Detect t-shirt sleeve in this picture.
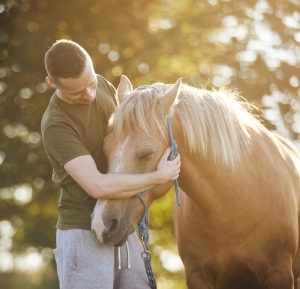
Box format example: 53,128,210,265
43,124,90,167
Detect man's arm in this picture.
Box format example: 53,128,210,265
64,148,180,199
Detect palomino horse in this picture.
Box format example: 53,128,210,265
92,75,300,289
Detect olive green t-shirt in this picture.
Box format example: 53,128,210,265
41,75,117,230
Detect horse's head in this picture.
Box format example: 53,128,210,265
92,75,182,246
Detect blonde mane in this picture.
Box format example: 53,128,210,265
110,83,263,167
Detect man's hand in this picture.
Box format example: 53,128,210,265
156,148,181,183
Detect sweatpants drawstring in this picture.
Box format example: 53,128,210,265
117,241,131,270
126,241,131,269
117,246,121,270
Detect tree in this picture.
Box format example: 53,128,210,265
1,0,299,288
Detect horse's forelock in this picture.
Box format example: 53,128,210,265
111,84,170,143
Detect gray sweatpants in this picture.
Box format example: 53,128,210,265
53,229,151,289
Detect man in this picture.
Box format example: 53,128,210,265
41,39,180,289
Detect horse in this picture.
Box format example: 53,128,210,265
91,75,300,289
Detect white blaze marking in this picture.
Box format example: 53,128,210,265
113,137,129,172
91,200,108,243
91,138,129,242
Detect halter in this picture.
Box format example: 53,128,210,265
136,116,180,289
167,116,181,206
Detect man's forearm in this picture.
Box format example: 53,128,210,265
92,170,163,199
64,154,179,200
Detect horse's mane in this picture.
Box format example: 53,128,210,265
110,83,263,167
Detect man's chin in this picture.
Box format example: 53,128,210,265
77,97,95,104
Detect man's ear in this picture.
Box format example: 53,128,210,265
46,76,56,89
160,78,182,114
116,75,133,104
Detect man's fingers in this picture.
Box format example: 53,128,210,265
174,156,181,166
163,147,171,159
162,148,180,161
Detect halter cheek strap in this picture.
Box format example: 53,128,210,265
136,116,180,289
167,116,181,206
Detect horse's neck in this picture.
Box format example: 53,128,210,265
173,115,238,208
177,131,250,211
176,129,300,218
178,152,223,206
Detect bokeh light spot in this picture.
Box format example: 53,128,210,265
14,184,33,205
33,177,45,190
35,82,48,93
112,66,123,77
27,22,39,32
3,123,28,139
98,42,110,54
0,82,7,94
0,151,6,166
108,50,119,62
11,64,22,73
138,63,150,74
0,252,13,272
0,50,8,60
15,249,44,272
27,132,41,144
0,68,8,78
160,250,184,272
19,88,33,99
289,76,299,87
0,220,15,238
57,21,68,31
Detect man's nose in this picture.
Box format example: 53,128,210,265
85,87,96,98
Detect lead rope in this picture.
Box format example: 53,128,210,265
136,116,180,289
137,192,157,289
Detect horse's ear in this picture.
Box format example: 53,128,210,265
116,75,133,104
161,78,182,113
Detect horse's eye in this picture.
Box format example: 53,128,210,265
138,151,154,160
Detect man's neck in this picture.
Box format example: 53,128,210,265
56,89,74,104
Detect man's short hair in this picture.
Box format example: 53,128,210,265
44,39,91,81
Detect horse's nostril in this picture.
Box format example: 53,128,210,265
106,219,118,232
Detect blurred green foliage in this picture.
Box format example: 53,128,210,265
1,0,300,288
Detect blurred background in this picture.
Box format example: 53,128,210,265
1,0,300,288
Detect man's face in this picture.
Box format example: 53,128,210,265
54,59,98,105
